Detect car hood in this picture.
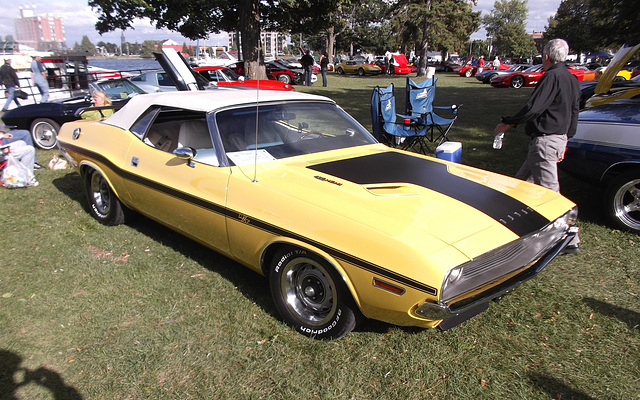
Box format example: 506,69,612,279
154,48,209,91
245,148,572,261
578,98,640,124
594,43,640,94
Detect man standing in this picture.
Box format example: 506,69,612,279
31,55,49,103
0,59,21,111
300,50,314,87
478,55,485,73
493,38,581,254
320,52,329,87
492,56,500,70
493,38,580,193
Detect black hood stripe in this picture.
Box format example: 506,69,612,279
308,152,550,237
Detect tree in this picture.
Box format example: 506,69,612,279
140,40,161,58
90,0,340,79
546,0,639,51
482,0,535,58
79,35,97,55
391,0,480,76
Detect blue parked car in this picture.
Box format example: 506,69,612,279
561,98,640,233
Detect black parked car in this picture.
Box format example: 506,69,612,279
1,78,145,149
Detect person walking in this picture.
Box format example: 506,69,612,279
320,52,329,87
1,59,21,111
31,55,49,103
493,38,581,252
493,38,580,193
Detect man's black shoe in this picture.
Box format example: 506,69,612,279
34,162,44,170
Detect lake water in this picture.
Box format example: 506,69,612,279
88,58,161,71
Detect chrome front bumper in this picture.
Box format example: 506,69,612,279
415,226,579,322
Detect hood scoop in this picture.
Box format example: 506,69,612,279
365,184,420,196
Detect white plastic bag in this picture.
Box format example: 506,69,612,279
1,153,31,188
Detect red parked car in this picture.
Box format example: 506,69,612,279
458,62,510,78
228,61,313,85
374,53,412,75
194,66,294,91
490,64,587,88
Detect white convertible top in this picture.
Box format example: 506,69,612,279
105,89,334,130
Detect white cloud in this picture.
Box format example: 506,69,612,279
472,0,561,39
0,0,225,47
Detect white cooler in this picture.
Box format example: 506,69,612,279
434,141,462,163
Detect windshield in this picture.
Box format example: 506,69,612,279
218,68,240,81
215,102,376,165
99,79,146,99
524,65,542,72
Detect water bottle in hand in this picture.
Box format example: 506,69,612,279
493,132,504,149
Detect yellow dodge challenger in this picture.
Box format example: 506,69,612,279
57,90,579,339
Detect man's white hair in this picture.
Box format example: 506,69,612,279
543,39,569,63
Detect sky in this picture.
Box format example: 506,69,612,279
0,0,562,49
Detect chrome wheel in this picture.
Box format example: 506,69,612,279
90,172,111,216
511,76,524,89
31,118,60,150
279,256,336,326
84,169,125,225
607,175,640,232
277,74,291,84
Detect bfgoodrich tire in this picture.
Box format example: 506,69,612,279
269,248,360,339
604,171,640,233
84,168,126,226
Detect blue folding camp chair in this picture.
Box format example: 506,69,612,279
404,77,460,148
371,83,430,153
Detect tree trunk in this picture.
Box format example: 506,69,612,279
239,0,267,79
327,26,336,62
417,15,430,77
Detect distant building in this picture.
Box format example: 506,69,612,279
14,7,65,51
529,31,544,55
228,31,287,59
161,39,198,56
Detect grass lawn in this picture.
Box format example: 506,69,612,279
1,72,638,399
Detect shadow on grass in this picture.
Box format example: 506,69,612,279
51,173,275,318
583,297,640,331
0,350,83,400
527,372,596,400
50,172,454,337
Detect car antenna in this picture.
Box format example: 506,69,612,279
252,59,260,183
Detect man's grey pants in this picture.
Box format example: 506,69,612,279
516,134,567,193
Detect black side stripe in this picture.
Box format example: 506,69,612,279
308,152,550,237
61,142,438,295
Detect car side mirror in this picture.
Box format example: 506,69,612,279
173,147,197,168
